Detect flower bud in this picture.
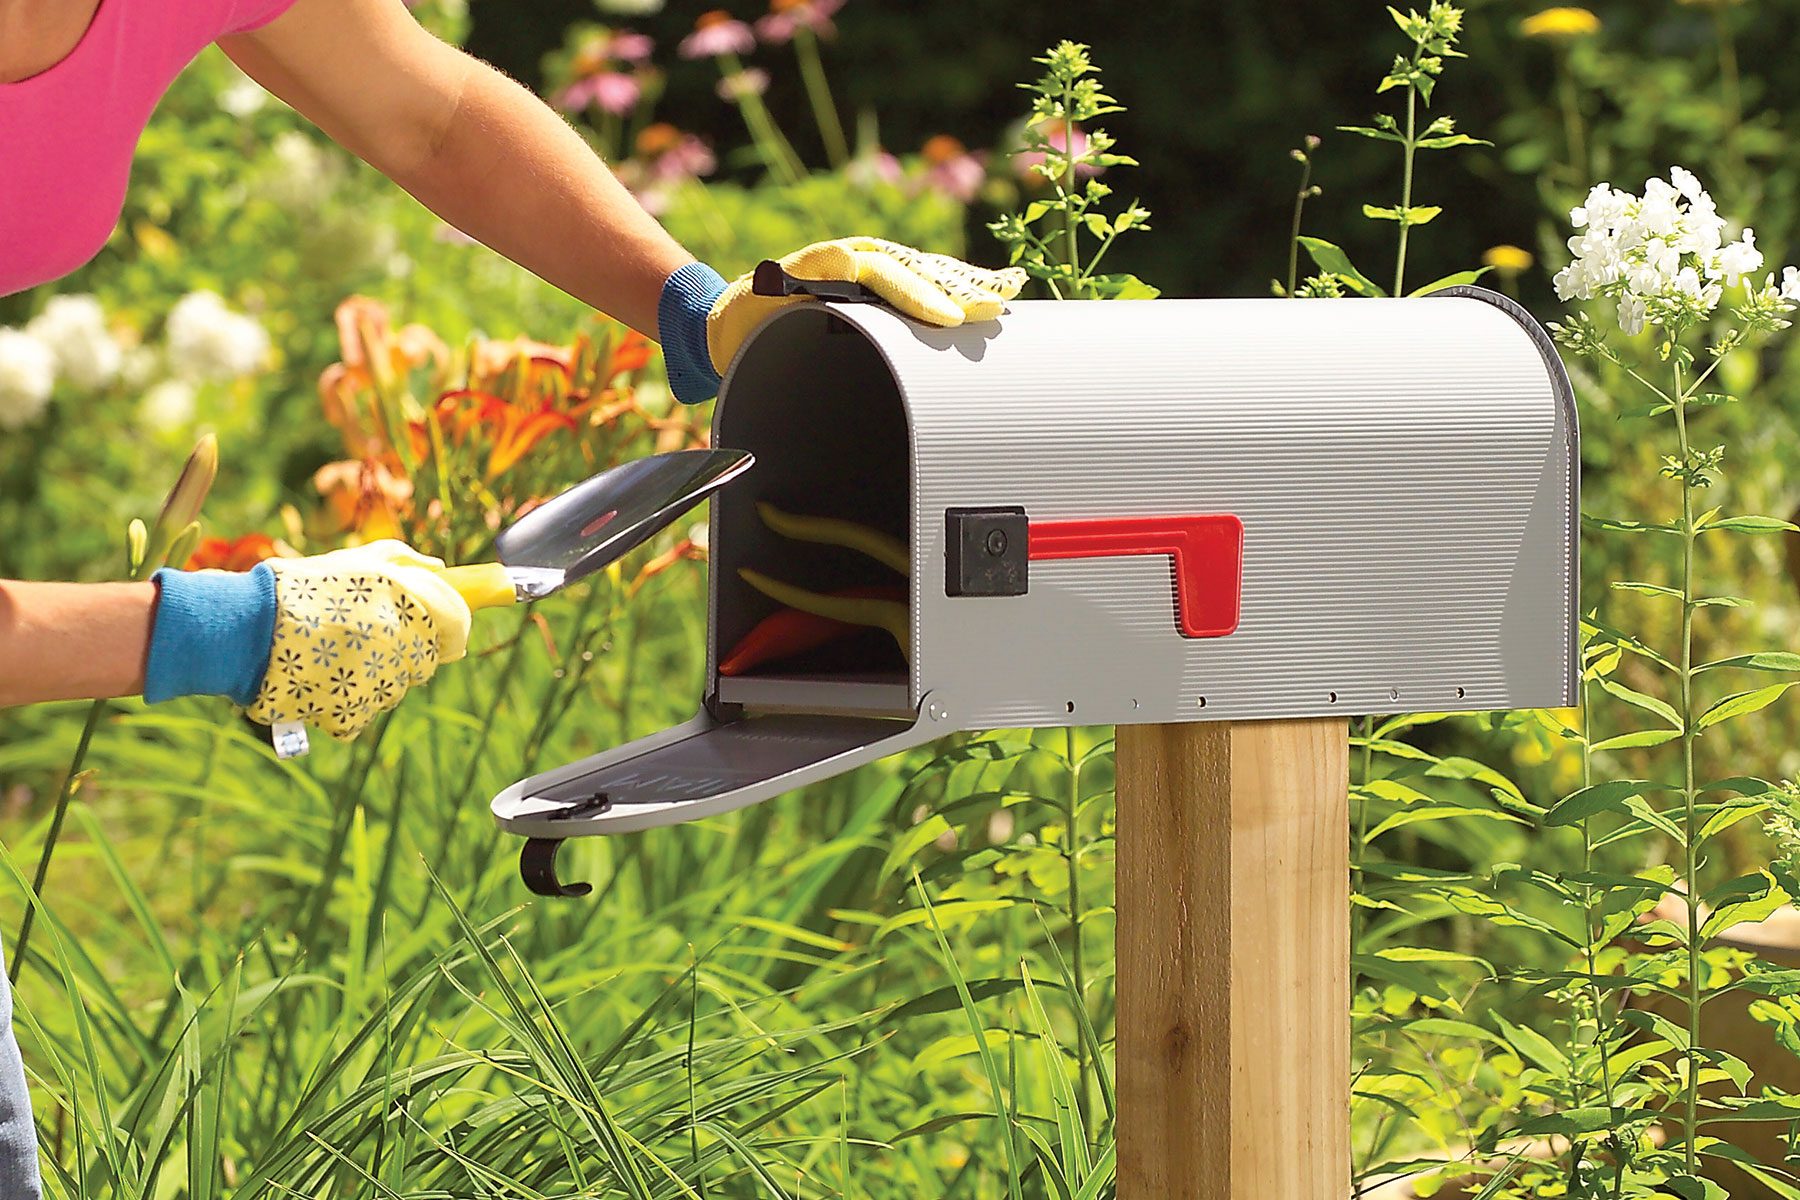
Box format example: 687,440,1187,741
145,433,219,569
126,518,148,578
165,522,203,574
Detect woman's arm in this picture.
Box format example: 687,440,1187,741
0,581,155,707
221,0,694,338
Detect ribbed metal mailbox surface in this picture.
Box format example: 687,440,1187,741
493,289,1576,838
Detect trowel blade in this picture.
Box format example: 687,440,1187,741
495,448,753,588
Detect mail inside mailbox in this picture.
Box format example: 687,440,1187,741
711,307,913,695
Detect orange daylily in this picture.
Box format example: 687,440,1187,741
314,458,413,541
431,390,580,480
321,296,449,460
185,532,282,572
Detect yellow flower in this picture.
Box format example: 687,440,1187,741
1520,7,1601,38
1482,244,1536,278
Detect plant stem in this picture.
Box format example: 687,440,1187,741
11,699,106,982
1063,724,1090,1141
1576,633,1620,1183
1555,51,1589,185
1061,79,1080,293
1673,357,1700,1175
718,53,805,186
793,28,849,169
1287,152,1316,297
1352,715,1374,952
1394,83,1418,298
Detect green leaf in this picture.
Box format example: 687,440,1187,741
1610,580,1683,599
1701,515,1800,534
1702,872,1788,939
1088,273,1160,300
1696,683,1797,731
1591,729,1682,751
1700,801,1771,841
1372,946,1494,975
1512,1106,1638,1138
1598,677,1682,729
1699,776,1780,796
1584,515,1682,536
1407,267,1490,296
1365,804,1526,840
1415,132,1492,149
1297,236,1386,297
1544,780,1663,827
1336,123,1408,144
1396,1017,1508,1047
1697,653,1800,673
1619,1005,1694,1049
1362,204,1404,221
1493,1013,1568,1073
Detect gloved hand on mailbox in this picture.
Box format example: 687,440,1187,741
144,539,473,741
656,237,1028,404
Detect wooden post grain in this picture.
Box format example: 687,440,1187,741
1115,718,1350,1199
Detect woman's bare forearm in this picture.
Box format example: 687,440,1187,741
396,57,695,337
0,581,155,707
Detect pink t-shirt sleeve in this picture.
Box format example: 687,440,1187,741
224,0,302,35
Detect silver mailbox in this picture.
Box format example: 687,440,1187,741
494,287,1577,849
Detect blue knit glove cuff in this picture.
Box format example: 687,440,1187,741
144,564,278,707
657,261,728,405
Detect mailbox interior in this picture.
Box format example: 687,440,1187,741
709,305,915,715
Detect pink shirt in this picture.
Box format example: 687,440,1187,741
0,0,298,297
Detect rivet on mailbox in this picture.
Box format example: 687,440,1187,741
493,287,1577,894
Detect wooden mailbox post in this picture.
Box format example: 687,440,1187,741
1118,719,1349,1198
492,291,1577,1198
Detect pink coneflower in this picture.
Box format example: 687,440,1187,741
755,0,844,44
641,125,718,181
680,11,756,58
620,124,718,215
555,70,642,115
1014,121,1099,181
920,134,985,203
847,148,903,189
610,30,655,62
716,67,770,100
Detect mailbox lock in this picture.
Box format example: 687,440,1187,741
945,506,1030,598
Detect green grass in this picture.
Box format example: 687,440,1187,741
0,559,1119,1197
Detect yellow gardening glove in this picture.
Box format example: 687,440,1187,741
706,237,1028,374
245,540,473,741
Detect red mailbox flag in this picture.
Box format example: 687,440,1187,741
1028,514,1244,639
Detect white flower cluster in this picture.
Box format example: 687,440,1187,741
1554,166,1800,335
27,294,121,391
0,292,126,431
165,291,270,382
0,329,57,433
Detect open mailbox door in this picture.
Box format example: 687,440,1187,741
491,708,938,839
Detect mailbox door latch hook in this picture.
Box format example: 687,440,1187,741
520,838,591,898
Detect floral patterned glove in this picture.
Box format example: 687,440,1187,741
657,238,1028,403
243,541,472,741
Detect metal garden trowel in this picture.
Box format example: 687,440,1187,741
269,447,754,759
436,446,753,610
